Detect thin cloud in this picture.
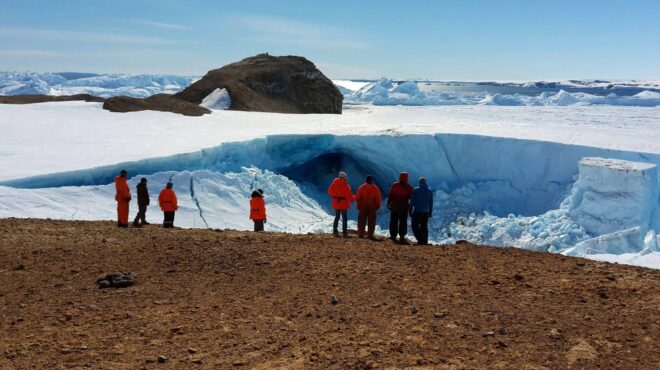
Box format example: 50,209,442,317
132,19,191,31
227,15,366,51
0,27,180,45
0,49,69,57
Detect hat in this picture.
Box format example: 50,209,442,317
166,182,173,189
366,175,373,184
257,188,264,195
338,171,347,179
419,177,426,185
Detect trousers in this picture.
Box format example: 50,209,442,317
389,210,408,239
333,209,348,234
411,212,430,245
133,205,147,225
358,208,377,238
163,211,175,228
117,201,129,226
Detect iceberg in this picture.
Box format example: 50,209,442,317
200,88,231,110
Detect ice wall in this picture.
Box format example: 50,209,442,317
568,158,658,235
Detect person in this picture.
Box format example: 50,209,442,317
327,171,354,237
355,175,381,239
114,170,131,228
409,177,433,245
132,178,150,227
250,189,267,232
387,172,413,244
158,182,178,228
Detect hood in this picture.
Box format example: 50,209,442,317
399,172,409,184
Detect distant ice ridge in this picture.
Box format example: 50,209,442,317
0,71,195,98
342,78,660,107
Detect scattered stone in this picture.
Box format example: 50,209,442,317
576,261,587,267
606,274,616,281
456,240,468,244
549,328,563,340
483,331,495,337
187,347,198,354
433,312,446,319
96,272,135,289
598,290,609,299
232,360,245,366
191,358,203,365
496,340,508,348
157,355,168,363
566,339,597,365
331,295,339,305
489,280,500,285
513,274,524,281
411,306,419,314
14,264,26,271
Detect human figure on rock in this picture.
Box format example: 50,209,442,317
327,171,354,237
158,182,178,228
114,169,131,228
387,172,413,244
355,175,382,240
132,178,150,227
409,177,433,245
250,189,267,232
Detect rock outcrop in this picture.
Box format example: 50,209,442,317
175,54,343,114
102,94,210,116
0,94,105,104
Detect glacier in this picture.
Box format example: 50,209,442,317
0,71,194,98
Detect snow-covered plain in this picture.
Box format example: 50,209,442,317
0,97,659,269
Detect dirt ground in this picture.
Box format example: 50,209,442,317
0,219,658,369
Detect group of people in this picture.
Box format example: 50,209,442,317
113,170,178,228
113,169,434,245
327,171,433,245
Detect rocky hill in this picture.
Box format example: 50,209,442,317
1,219,658,369
175,54,343,114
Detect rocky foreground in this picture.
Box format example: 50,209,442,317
0,219,658,369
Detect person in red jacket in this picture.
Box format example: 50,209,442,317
387,172,413,244
158,182,178,228
114,170,131,228
355,175,381,239
250,189,267,232
327,171,354,237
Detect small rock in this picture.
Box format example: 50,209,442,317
606,274,616,281
496,340,508,348
14,264,26,271
157,355,168,363
433,312,446,319
549,328,563,340
483,331,495,337
513,274,524,281
576,261,586,267
232,360,245,366
456,240,468,244
489,280,500,285
411,306,419,314
191,358,203,365
187,347,198,354
331,295,339,305
598,291,609,299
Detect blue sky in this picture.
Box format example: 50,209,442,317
0,0,658,80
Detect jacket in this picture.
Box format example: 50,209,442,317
114,176,131,203
409,183,433,215
327,178,354,210
136,182,150,207
250,195,267,221
158,188,178,212
355,183,382,210
387,173,413,212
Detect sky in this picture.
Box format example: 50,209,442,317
0,0,659,80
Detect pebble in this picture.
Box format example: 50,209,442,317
157,355,168,363
433,312,446,318
188,347,198,354
191,358,203,364
331,295,339,305
483,331,495,337
411,306,419,314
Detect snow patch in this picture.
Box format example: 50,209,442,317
200,88,231,110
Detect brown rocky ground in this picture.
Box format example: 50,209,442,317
0,219,658,369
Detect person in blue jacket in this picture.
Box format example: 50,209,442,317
409,177,433,245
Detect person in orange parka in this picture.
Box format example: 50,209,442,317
114,169,131,228
327,171,354,237
355,175,382,239
158,182,178,228
249,189,267,232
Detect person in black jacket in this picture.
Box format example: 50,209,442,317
133,178,150,227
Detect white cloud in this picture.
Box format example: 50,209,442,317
227,15,366,51
0,27,180,45
132,19,191,31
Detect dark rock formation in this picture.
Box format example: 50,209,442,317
102,94,210,116
0,94,105,104
175,54,343,114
